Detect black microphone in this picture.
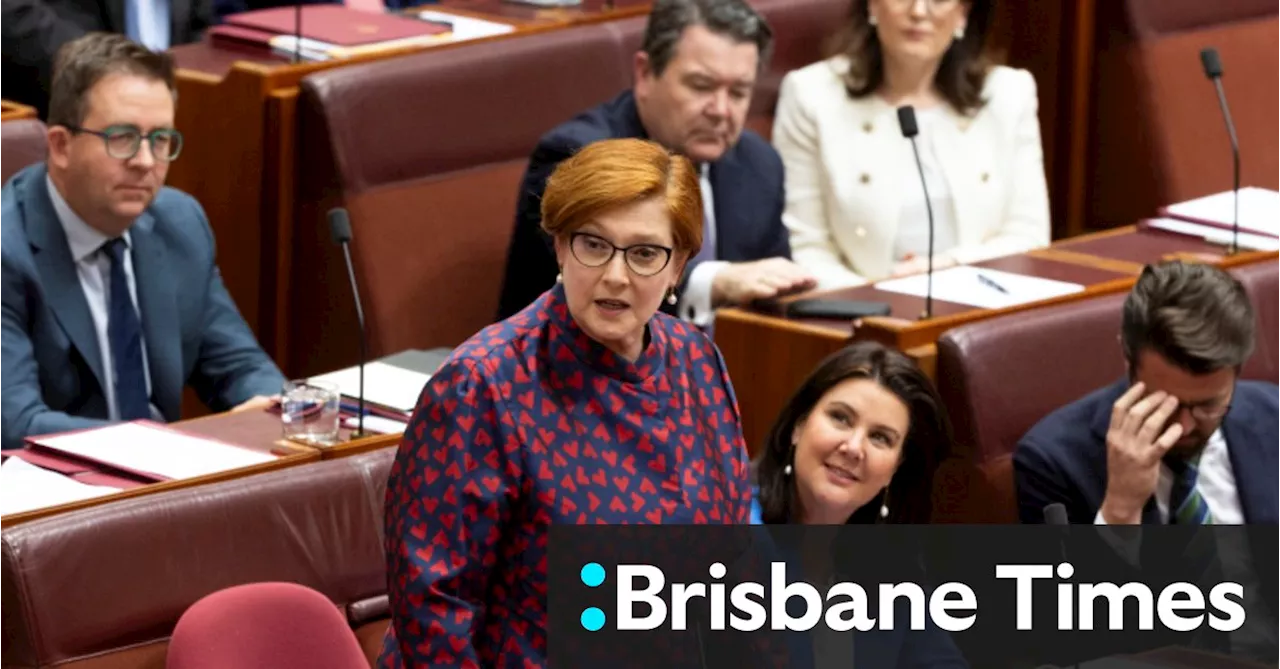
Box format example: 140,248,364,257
328,207,367,438
1200,47,1240,255
1043,503,1079,669
897,105,934,319
1044,502,1069,526
293,1,302,64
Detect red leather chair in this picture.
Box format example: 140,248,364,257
932,293,1128,523
1,119,48,183
166,582,368,669
1232,260,1279,381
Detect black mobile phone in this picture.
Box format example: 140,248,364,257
785,298,892,320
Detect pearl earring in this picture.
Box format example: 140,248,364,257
954,26,965,40
666,290,678,306
556,272,563,284
880,504,889,518
868,14,878,26
783,464,792,476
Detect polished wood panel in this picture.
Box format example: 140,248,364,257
717,227,1279,454
1,100,38,122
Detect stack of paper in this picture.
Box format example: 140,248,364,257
1161,187,1280,237
309,361,431,415
30,422,277,481
0,457,122,515
874,266,1085,310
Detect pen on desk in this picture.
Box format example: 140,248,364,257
977,272,1010,294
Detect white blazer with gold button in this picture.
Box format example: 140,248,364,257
772,57,1051,289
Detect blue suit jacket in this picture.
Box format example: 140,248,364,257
496,89,792,320
748,493,969,669
1014,378,1279,526
1,163,286,449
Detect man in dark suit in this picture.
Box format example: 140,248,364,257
1,33,284,450
1015,261,1278,662
496,0,816,325
2,0,213,119
1015,261,1277,527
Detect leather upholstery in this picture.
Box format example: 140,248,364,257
1,119,48,184
1233,260,1279,381
1090,3,1278,228
285,1,840,378
2,449,394,668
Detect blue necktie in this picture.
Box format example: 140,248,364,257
104,239,151,421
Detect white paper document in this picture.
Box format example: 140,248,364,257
343,414,409,435
418,10,516,41
874,266,1086,310
0,457,122,515
1163,187,1280,237
32,422,277,481
1145,217,1280,251
310,361,430,414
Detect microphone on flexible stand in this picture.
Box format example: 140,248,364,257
292,1,302,64
897,105,934,319
1199,47,1240,255
328,207,367,438
1043,503,1079,669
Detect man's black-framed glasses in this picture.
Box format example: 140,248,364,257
65,124,183,162
569,232,673,277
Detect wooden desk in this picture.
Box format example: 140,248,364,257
0,100,37,122
0,409,400,528
716,227,1278,452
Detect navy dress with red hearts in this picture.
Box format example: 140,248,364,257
378,283,752,668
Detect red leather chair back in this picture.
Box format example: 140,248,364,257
166,582,369,669
1,119,48,183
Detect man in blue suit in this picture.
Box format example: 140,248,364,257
496,0,816,324
2,33,285,450
1015,261,1277,527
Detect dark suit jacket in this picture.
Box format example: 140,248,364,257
1,163,285,449
1014,378,1279,526
1,0,213,118
496,89,792,321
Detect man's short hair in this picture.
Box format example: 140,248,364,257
641,0,773,76
1122,261,1256,375
47,33,176,129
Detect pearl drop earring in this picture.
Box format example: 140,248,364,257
783,464,792,476
868,14,878,26
880,504,889,518
954,26,965,40
666,290,678,305
555,272,563,284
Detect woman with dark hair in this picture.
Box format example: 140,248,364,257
750,341,967,667
773,0,1050,289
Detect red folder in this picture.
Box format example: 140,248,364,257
223,6,449,47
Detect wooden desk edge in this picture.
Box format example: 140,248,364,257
0,450,320,529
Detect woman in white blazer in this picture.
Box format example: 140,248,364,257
773,0,1051,289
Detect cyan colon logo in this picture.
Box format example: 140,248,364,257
580,562,607,631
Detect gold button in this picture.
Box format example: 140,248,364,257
862,121,873,133
860,173,871,184
981,172,990,183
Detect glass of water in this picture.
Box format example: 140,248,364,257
280,380,341,446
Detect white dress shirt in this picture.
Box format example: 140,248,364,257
47,176,155,421
678,165,726,327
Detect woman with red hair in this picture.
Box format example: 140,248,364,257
378,138,752,668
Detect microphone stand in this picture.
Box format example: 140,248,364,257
907,138,934,320
1209,75,1240,255
340,238,367,438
